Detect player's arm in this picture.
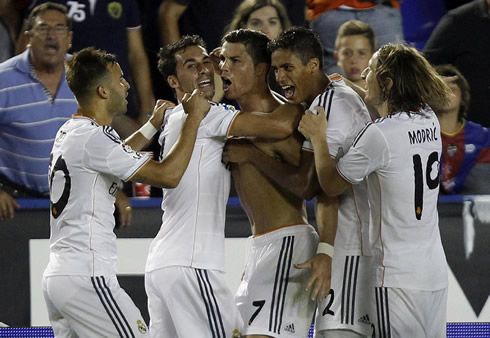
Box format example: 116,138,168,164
127,27,156,125
131,90,208,188
158,0,188,45
124,100,175,151
229,103,302,139
299,106,351,196
295,192,337,301
223,140,320,200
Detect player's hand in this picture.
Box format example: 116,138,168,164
209,47,222,74
115,190,132,227
149,99,175,130
182,89,211,120
298,106,328,142
222,139,254,165
294,253,332,301
0,190,20,221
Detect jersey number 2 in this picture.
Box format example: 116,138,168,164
412,151,439,220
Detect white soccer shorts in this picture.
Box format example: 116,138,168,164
372,286,447,338
43,275,148,338
315,255,374,337
145,266,242,337
236,224,319,337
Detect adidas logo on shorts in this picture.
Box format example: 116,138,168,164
358,314,371,325
284,323,295,333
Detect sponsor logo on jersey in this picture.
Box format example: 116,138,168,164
108,2,122,19
465,143,476,154
137,319,147,334
231,329,241,337
283,323,295,334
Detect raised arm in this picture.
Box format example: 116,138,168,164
229,103,302,139
158,0,188,45
127,28,156,125
223,140,320,200
131,90,208,188
299,106,351,196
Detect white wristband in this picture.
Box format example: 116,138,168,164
316,242,334,258
139,121,158,140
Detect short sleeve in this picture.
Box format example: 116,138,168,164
337,122,390,184
202,103,240,138
84,126,150,181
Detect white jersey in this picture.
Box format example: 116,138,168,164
145,102,239,273
305,78,372,255
44,116,150,277
337,109,448,291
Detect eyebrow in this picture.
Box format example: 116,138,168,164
182,58,197,66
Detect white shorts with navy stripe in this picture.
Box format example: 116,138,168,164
145,266,242,338
372,286,447,338
315,254,374,336
236,224,319,337
43,275,148,338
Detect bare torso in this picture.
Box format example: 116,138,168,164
231,108,307,235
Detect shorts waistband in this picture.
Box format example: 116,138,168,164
251,224,316,246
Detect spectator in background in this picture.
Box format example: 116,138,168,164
307,0,403,74
434,64,490,195
18,0,155,138
226,0,292,95
0,2,76,221
423,0,490,128
0,2,132,223
334,19,375,88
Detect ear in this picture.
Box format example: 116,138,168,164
385,77,393,91
167,75,179,90
97,85,109,99
308,57,320,73
333,51,339,61
254,62,268,78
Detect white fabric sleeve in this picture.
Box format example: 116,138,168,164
337,123,390,184
84,127,150,181
202,103,240,138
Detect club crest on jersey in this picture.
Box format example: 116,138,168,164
107,2,122,19
121,144,143,159
447,144,458,157
137,319,147,334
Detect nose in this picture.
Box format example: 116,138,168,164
275,68,285,83
219,59,229,74
361,68,368,80
123,78,130,90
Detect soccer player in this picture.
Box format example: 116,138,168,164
144,34,301,337
43,47,208,337
299,43,451,338
258,27,373,338
218,29,325,338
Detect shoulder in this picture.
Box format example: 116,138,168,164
0,53,25,75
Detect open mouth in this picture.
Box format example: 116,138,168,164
198,79,212,89
281,85,295,100
222,77,232,92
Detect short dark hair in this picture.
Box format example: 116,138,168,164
375,43,451,114
434,64,470,121
335,20,376,52
222,29,270,66
26,2,72,31
65,47,117,104
157,35,207,79
268,26,324,69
